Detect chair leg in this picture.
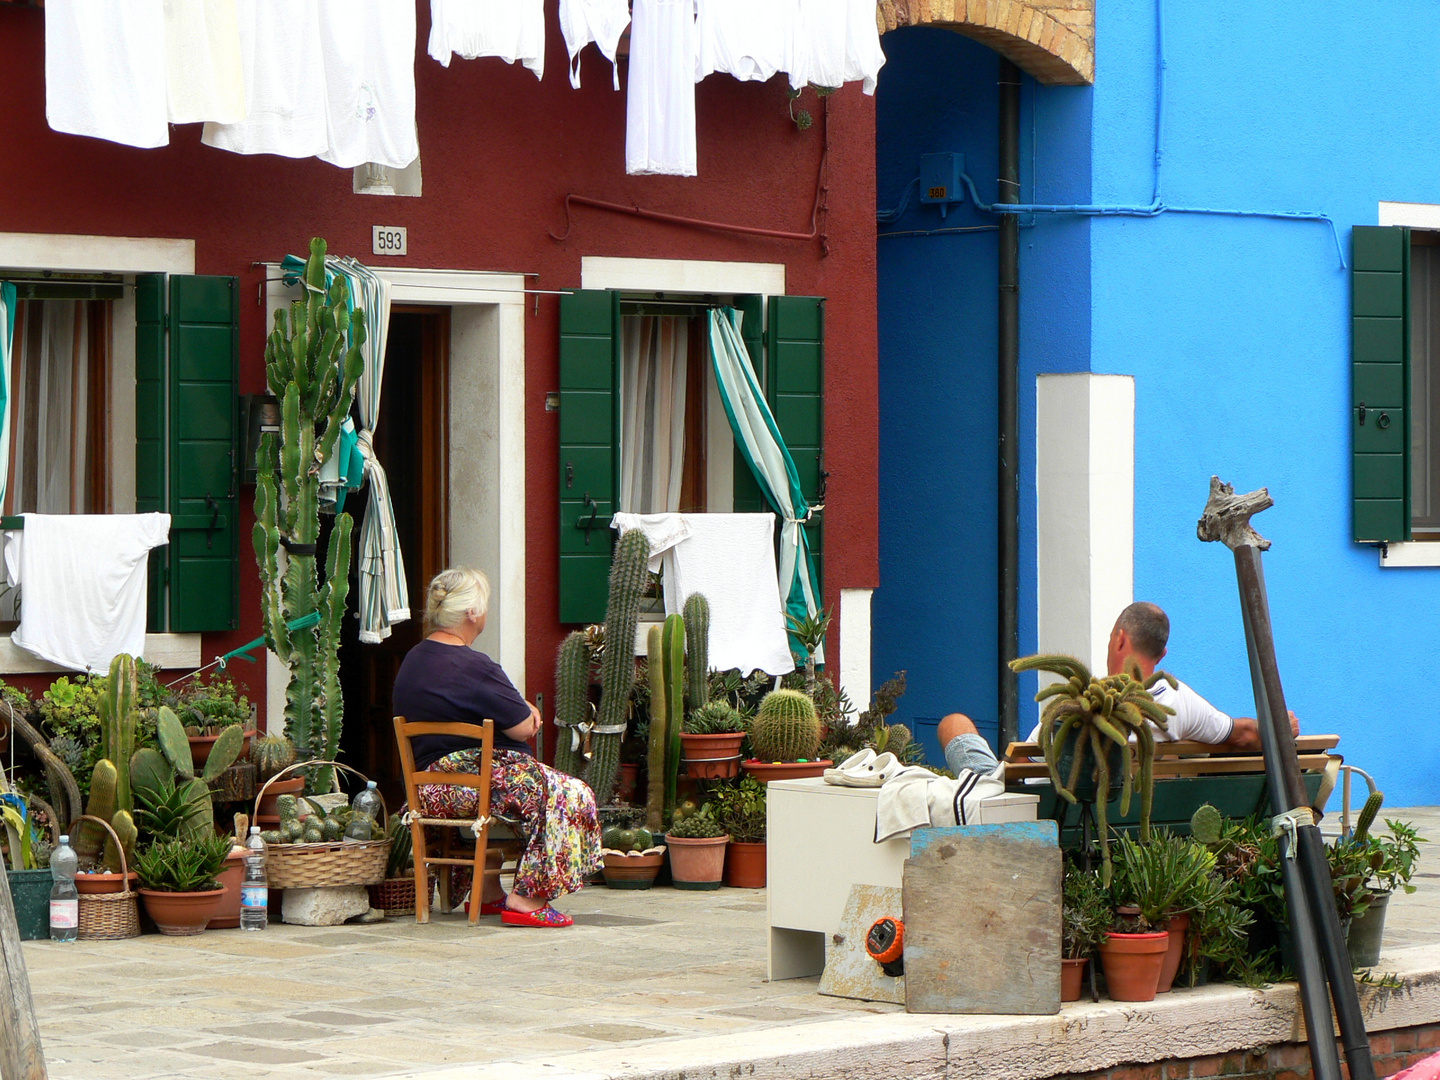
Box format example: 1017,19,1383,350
411,821,431,925
469,824,493,926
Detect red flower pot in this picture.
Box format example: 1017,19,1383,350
208,846,249,930
601,850,665,890
138,888,225,937
680,734,745,780
190,729,255,771
666,834,729,889
741,759,832,782
1157,912,1191,993
724,840,767,888
74,871,138,895
1097,930,1170,1002
616,763,640,804
257,776,305,817
1062,957,1088,1002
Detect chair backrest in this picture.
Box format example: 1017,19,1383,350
393,716,496,821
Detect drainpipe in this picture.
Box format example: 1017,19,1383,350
998,59,1021,750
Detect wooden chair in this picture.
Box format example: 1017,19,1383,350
393,716,521,925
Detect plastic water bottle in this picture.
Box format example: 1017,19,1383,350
240,826,268,931
49,835,78,943
351,780,383,823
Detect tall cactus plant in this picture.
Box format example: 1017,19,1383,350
661,613,685,818
254,238,364,795
645,625,668,833
97,653,137,817
683,593,710,717
553,630,593,779
589,529,651,805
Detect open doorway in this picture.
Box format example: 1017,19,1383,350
339,306,450,806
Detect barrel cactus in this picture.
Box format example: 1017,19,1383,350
751,689,821,762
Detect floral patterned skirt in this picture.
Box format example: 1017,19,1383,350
417,748,601,901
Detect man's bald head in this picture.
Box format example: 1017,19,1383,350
1107,602,1169,675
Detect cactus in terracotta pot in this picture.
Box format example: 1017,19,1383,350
750,689,821,763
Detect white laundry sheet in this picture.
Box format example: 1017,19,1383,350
4,514,171,673
164,0,246,126
45,0,170,149
559,0,631,89
610,511,692,574
874,766,1007,843
625,0,698,176
429,0,547,80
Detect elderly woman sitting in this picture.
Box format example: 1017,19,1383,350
392,567,601,927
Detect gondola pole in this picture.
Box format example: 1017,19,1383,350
1197,477,1373,1080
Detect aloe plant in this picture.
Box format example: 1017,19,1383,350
254,237,364,795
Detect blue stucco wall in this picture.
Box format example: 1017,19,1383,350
877,4,1440,806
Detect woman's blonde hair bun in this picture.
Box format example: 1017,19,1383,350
424,567,490,634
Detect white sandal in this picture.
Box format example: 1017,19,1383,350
824,749,895,787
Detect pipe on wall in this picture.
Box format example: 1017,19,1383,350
998,58,1022,750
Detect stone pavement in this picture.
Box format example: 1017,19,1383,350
18,806,1440,1080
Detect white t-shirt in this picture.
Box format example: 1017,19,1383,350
1025,677,1234,746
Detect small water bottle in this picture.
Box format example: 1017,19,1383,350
240,826,268,932
49,835,78,943
351,780,383,823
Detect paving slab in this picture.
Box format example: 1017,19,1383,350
17,805,1440,1080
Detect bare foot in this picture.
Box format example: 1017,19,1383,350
505,893,547,914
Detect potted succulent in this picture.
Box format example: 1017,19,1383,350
135,833,233,935
680,702,748,781
1061,862,1111,1002
711,777,767,888
177,674,256,770
1008,653,1176,885
742,689,831,782
600,822,665,890
2,790,54,941
1104,833,1215,999
666,805,729,889
1339,797,1424,968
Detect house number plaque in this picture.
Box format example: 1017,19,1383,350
372,226,407,256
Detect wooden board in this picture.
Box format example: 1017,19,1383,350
1003,733,1339,761
818,884,905,1005
1002,752,1333,780
901,822,1060,1016
0,865,47,1079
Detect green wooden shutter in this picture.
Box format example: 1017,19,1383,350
558,290,619,624
1353,226,1411,542
732,294,767,513
135,274,167,632
767,295,825,596
168,276,240,631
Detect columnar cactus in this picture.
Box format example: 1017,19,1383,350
683,593,710,716
1353,790,1385,841
97,653,137,816
588,530,651,805
661,613,685,816
553,630,594,779
645,625,668,833
751,689,821,763
254,237,364,795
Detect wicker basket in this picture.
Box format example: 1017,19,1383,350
368,873,436,917
253,761,391,890
72,815,140,941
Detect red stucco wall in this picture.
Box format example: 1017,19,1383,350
0,2,878,725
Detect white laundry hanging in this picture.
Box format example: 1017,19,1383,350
318,0,420,169
429,0,547,80
787,0,886,95
559,0,631,89
695,0,793,84
625,0,699,177
45,0,169,149
164,0,246,125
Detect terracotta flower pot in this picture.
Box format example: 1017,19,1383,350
190,729,255,771
74,871,139,895
680,734,745,780
208,847,249,930
1097,930,1170,1002
257,776,305,817
616,763,640,804
724,840,767,888
741,759,832,783
1157,912,1191,993
601,850,665,890
138,888,225,937
666,834,730,890
1061,957,1088,1002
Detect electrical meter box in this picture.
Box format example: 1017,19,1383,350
919,152,966,217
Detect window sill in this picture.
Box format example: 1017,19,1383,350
0,633,202,675
1378,542,1440,568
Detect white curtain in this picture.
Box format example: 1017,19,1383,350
619,315,688,513
9,300,91,517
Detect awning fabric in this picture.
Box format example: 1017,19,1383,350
707,307,819,652
280,254,410,644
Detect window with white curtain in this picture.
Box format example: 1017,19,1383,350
618,312,709,514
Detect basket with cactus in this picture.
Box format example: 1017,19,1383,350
680,701,747,780
742,689,832,782
252,762,391,889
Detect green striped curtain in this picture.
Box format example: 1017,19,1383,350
708,308,820,643
0,282,13,510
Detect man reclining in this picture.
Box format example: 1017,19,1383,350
940,601,1300,775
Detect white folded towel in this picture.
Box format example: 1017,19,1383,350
6,514,171,673
662,514,794,676
611,511,692,573
874,767,1007,843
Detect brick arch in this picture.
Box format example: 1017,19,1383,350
877,1,1094,86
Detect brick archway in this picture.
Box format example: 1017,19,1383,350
877,1,1094,85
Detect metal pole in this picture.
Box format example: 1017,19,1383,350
997,58,1022,749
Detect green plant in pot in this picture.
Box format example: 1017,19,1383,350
666,804,729,890
710,777,767,888
1061,861,1112,1001
681,700,747,782
1008,653,1176,885
1102,833,1214,1001
1338,794,1425,968
130,705,243,842
743,689,830,781
134,832,233,936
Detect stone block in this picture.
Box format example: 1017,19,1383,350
281,886,370,926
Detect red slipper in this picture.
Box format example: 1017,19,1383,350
501,904,574,928
478,897,507,916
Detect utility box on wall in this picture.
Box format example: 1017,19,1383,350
920,153,966,217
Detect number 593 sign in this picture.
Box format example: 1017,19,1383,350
372,226,407,256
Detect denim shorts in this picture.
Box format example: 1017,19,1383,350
943,732,1001,776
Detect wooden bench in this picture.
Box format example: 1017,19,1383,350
1002,734,1341,845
